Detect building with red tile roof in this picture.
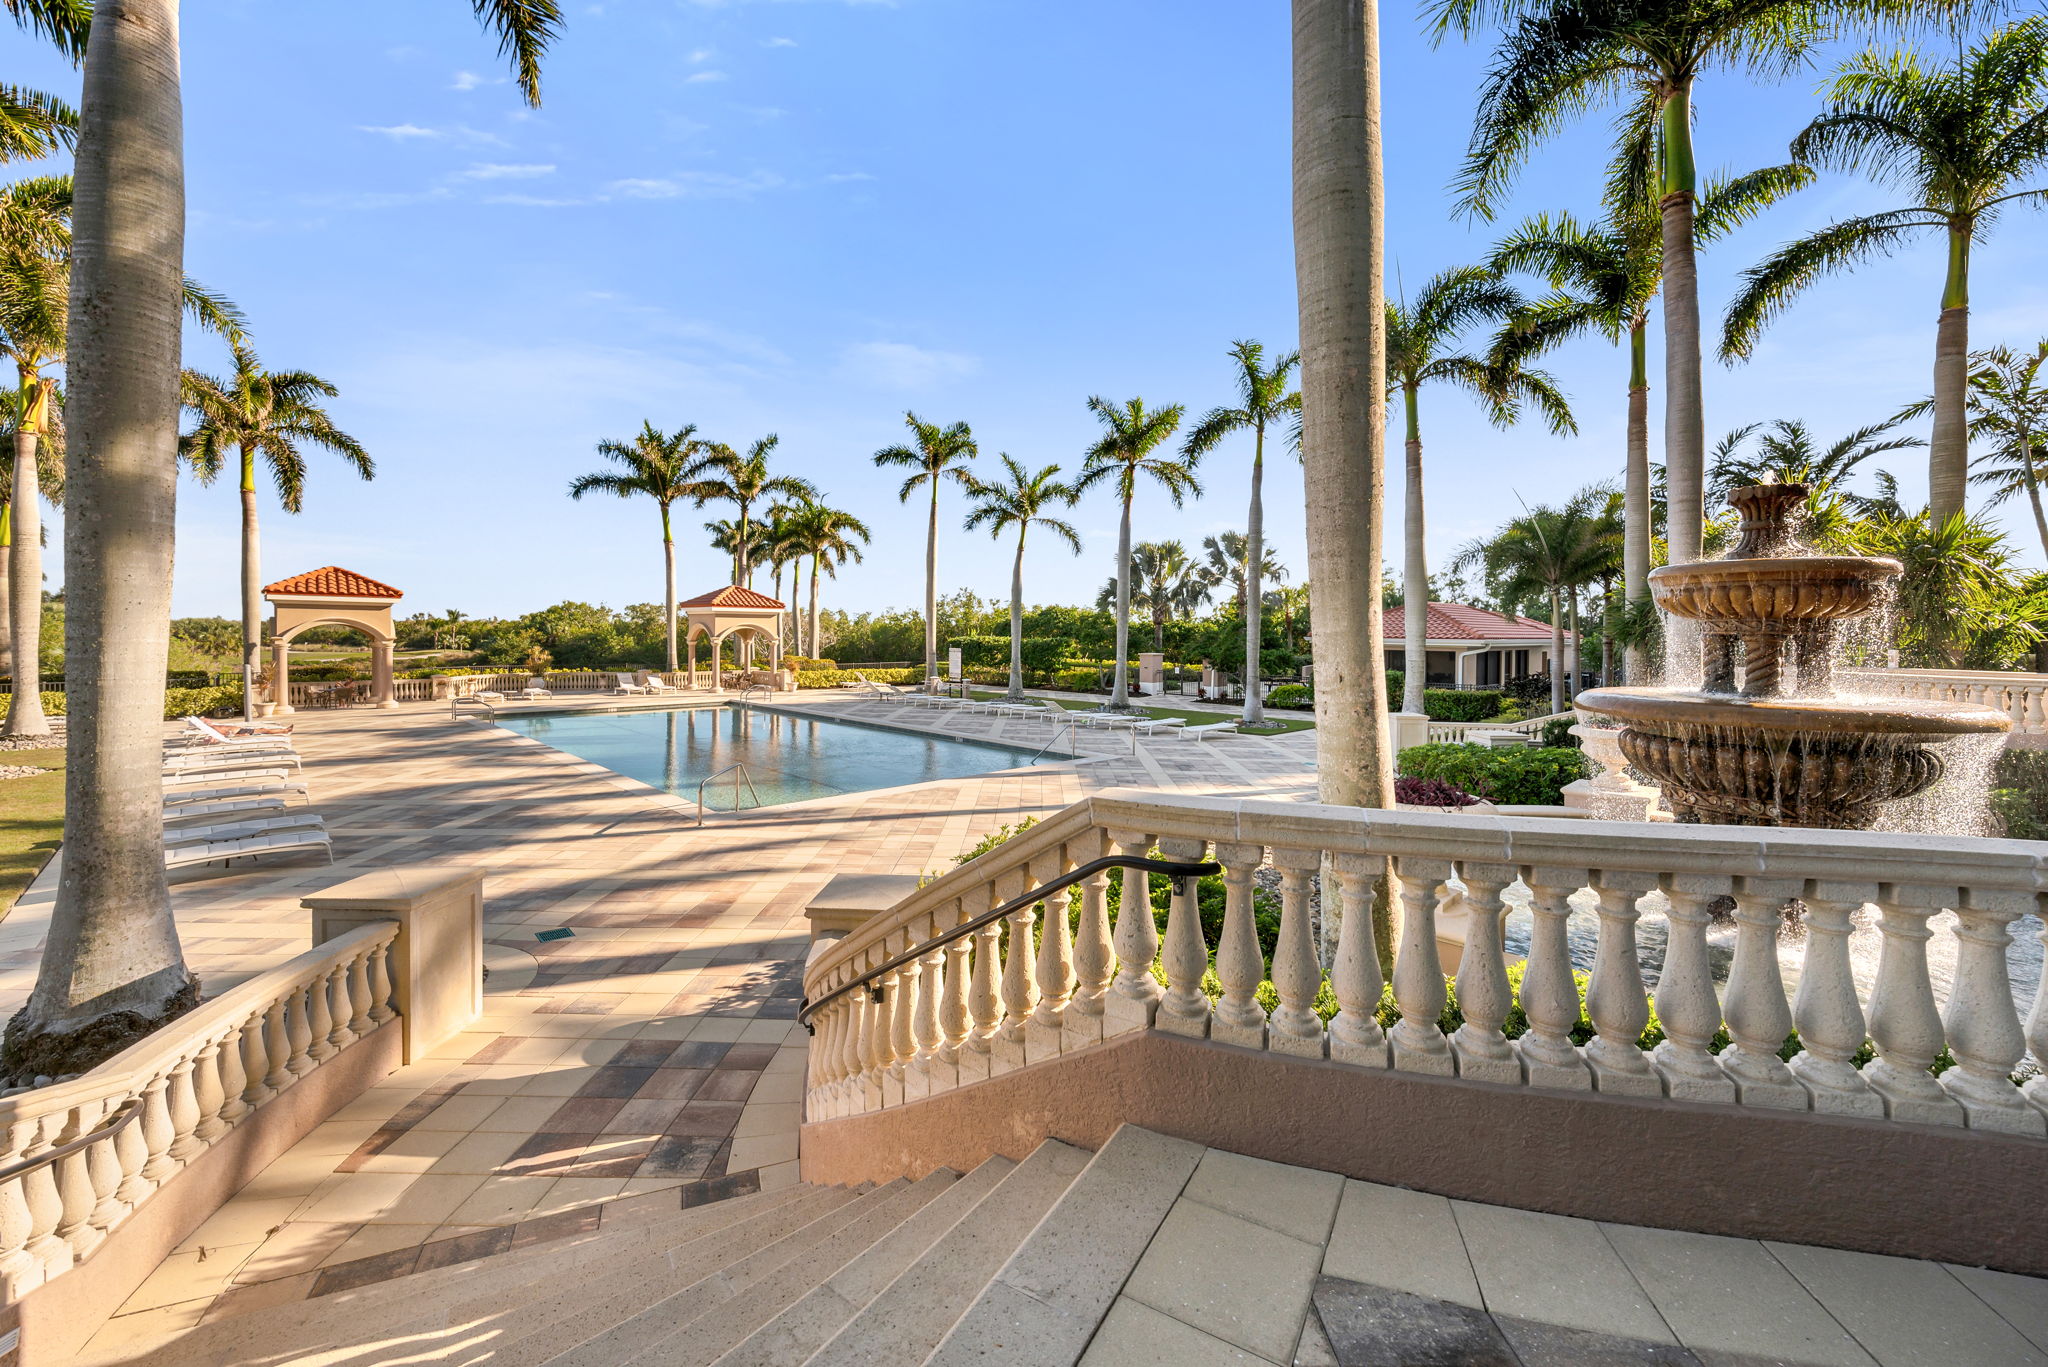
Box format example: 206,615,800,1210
1382,601,1559,689
262,566,405,601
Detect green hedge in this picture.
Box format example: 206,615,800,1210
0,684,244,721
945,636,1073,678
1420,689,1505,723
1398,742,1590,806
1266,683,1313,709
794,667,922,689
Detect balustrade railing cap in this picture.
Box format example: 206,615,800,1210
1767,829,2041,891
300,866,488,909
1508,821,1762,875
1363,808,1512,862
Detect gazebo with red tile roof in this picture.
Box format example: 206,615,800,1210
262,566,406,713
680,585,787,687
1381,601,1561,690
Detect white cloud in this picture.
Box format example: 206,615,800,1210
689,47,717,62
836,341,979,390
484,193,586,207
825,171,876,183
449,70,486,91
359,123,442,140
604,170,785,200
458,162,557,180
764,36,798,47
356,123,508,147
685,70,730,83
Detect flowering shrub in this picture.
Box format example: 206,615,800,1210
1394,775,1478,808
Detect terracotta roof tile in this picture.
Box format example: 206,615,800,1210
678,585,785,610
262,566,404,600
1383,601,1553,642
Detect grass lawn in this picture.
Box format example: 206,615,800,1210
964,689,1316,735
0,747,63,912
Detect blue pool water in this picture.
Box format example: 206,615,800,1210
498,704,1043,809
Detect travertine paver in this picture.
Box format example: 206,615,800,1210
36,692,1314,1352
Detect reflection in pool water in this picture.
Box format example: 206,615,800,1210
499,704,1044,810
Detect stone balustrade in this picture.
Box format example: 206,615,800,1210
0,922,399,1300
1844,667,2048,734
1426,709,1574,744
802,789,2048,1141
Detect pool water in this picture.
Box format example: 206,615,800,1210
498,704,1044,809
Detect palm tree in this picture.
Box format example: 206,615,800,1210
1181,340,1301,725
872,412,978,682
7,0,558,1080
703,517,766,584
1387,265,1574,712
1722,21,2048,523
1293,0,1394,821
1961,342,2048,560
1706,415,1920,509
1198,531,1284,619
1102,540,1215,654
784,499,873,662
181,340,372,722
0,173,67,739
963,455,1081,699
694,434,816,586
568,423,720,673
1490,161,1809,680
1435,0,1936,572
761,513,806,654
1077,396,1195,712
1455,487,1614,713
0,383,61,682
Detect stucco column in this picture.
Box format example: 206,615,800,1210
687,631,698,690
270,639,295,715
372,639,397,709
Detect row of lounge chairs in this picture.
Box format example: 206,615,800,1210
161,716,331,868
859,681,1237,740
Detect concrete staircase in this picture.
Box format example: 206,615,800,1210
79,1127,1222,1367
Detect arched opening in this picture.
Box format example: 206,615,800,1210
261,568,405,714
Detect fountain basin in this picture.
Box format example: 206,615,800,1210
1649,556,1902,631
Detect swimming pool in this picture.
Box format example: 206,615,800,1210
498,704,1046,809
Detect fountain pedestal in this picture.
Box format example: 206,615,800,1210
1561,720,1663,822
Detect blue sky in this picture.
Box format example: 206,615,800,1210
11,1,2047,622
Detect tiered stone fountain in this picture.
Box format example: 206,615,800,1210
1574,483,2011,830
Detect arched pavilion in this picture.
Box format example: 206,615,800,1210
262,567,404,713
680,585,786,688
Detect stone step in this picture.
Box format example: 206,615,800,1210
708,1156,1018,1367
80,1184,824,1367
923,1125,1205,1367
537,1177,925,1367
801,1138,1094,1367
608,1169,963,1367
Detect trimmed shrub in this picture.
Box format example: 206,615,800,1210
1540,716,1579,749
1266,683,1313,709
163,683,246,719
795,666,922,688
1398,742,1590,806
781,655,835,671
1420,689,1504,723
1395,776,1478,807
1385,670,1402,702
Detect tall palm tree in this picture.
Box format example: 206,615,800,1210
1706,415,1920,508
568,423,719,673
783,498,873,663
1435,0,1935,573
703,517,766,583
872,412,977,682
181,340,372,722
1387,265,1574,712
1198,531,1284,619
1293,0,1393,821
1722,21,2048,523
963,455,1081,699
1961,342,2048,560
1181,340,1301,725
761,513,805,654
0,173,67,739
1101,540,1214,654
694,434,816,586
0,383,61,682
1490,161,1809,680
8,0,559,1080
1077,396,1195,712
1455,487,1614,713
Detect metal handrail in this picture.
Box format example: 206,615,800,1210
738,685,773,706
450,695,494,719
696,761,763,826
797,855,1219,1030
1027,721,1078,765
0,1098,140,1184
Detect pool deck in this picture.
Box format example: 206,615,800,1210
27,691,1318,1352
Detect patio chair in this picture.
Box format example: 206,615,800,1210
163,810,326,844
1127,716,1186,736
643,674,681,695
1047,696,1134,729
158,794,292,823
837,672,870,690
165,825,332,870
612,673,652,696
163,779,309,806
165,747,300,775
178,715,294,746
166,734,295,762
523,678,555,699
1175,720,1239,742
163,763,299,787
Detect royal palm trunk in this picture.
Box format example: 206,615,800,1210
1401,385,1426,714
1007,530,1026,700
7,0,197,1078
1565,589,1580,704
1622,322,1650,684
238,444,260,721
1659,80,1704,570
808,556,822,668
0,505,12,681
1548,587,1565,715
1109,492,1134,710
1929,226,1971,524
4,376,49,737
660,505,677,673
1241,421,1268,725
923,482,938,682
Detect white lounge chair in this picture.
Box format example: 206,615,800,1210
179,715,293,745
166,747,300,775
165,825,332,869
1047,697,1132,729
524,678,555,698
643,675,680,695
1128,716,1186,736
164,779,309,807
160,794,292,823
837,673,870,690
1175,720,1239,742
164,811,325,844
612,673,651,696
164,764,299,788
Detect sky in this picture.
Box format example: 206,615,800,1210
9,0,2046,625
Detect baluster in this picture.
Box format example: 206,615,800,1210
1210,843,1269,1050
217,1021,251,1126
1028,849,1077,1056
2027,684,2048,733
52,1121,101,1260
961,915,1002,1085
888,937,917,1082
285,984,316,1079
367,940,397,1025
21,1117,66,1278
263,997,293,1091
1154,838,1211,1039
2026,894,2048,1121
1789,882,1882,1117
1583,870,1661,1096
1388,857,1453,1074
860,952,891,1102
1068,835,1115,1041
1104,828,1161,1035
995,876,1040,1072
1939,889,2044,1136
305,970,336,1063
240,1013,274,1110
0,1144,35,1291
910,939,945,1097
939,902,972,1063
837,984,865,1115
1328,854,1387,1067
84,1102,126,1239
1517,869,1591,1090
1269,848,1325,1057
1652,876,1734,1102
1864,884,1965,1125
165,1058,205,1162
1449,862,1517,1084
138,1074,180,1183
112,1092,152,1208
326,963,356,1051
191,1035,229,1143
346,947,374,1035
1717,877,1808,1109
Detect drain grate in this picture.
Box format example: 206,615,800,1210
534,927,575,942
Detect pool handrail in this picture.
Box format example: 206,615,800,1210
696,761,764,825
1027,721,1079,765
